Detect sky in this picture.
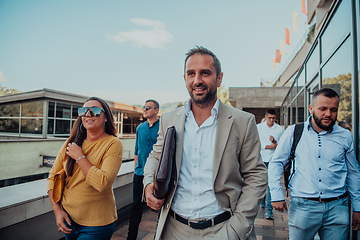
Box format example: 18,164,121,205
0,0,309,106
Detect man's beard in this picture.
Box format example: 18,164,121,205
188,83,217,107
312,111,337,131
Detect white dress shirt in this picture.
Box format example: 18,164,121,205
269,117,360,211
171,98,225,219
256,121,284,163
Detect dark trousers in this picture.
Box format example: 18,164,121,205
127,174,145,240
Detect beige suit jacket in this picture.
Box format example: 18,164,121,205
143,101,267,240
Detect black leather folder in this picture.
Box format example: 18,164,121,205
153,126,176,199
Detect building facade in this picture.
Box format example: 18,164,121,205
0,88,145,138
280,0,359,160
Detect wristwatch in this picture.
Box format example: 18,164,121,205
76,155,85,164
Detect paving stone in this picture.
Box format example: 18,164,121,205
274,220,289,228
275,229,289,239
139,219,158,232
255,218,274,227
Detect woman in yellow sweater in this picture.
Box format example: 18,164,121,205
47,97,123,240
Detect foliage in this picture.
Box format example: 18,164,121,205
307,24,315,43
0,85,21,96
176,101,185,108
217,85,231,106
322,73,352,125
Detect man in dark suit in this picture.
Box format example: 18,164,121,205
144,46,267,240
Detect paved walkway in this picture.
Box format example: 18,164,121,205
111,200,290,240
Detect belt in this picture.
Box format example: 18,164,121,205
304,192,348,203
169,209,231,230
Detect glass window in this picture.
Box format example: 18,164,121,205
123,117,132,134
55,120,70,134
0,103,20,117
291,102,296,125
298,68,305,88
321,0,351,63
72,120,76,129
297,90,305,122
0,119,19,133
48,102,55,118
322,37,352,130
72,105,82,119
21,101,44,117
21,119,43,134
285,108,290,128
56,103,71,119
48,119,54,134
291,82,297,100
286,94,291,108
307,43,319,80
112,110,121,122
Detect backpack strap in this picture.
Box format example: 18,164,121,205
283,122,304,197
288,123,304,183
289,123,304,160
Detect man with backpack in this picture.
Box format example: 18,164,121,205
268,88,360,239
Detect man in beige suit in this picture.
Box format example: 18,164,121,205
144,46,267,240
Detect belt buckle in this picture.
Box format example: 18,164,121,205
188,219,199,227
319,197,324,203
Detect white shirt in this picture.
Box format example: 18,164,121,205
257,121,284,163
171,98,225,219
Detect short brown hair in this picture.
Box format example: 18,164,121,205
184,46,221,77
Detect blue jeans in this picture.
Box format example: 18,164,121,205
127,174,145,240
261,162,273,210
288,196,349,240
64,219,116,240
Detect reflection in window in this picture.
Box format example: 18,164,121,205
21,101,44,117
322,37,352,129
56,103,71,119
321,0,351,63
0,103,20,117
56,120,70,134
21,119,43,134
298,69,305,88
0,119,19,133
307,44,319,80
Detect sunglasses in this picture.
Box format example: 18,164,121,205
78,107,105,117
143,106,154,111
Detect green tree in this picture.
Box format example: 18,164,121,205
322,73,352,125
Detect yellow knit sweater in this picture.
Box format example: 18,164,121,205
47,135,123,226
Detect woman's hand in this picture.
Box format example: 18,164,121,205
54,208,72,234
66,142,84,160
